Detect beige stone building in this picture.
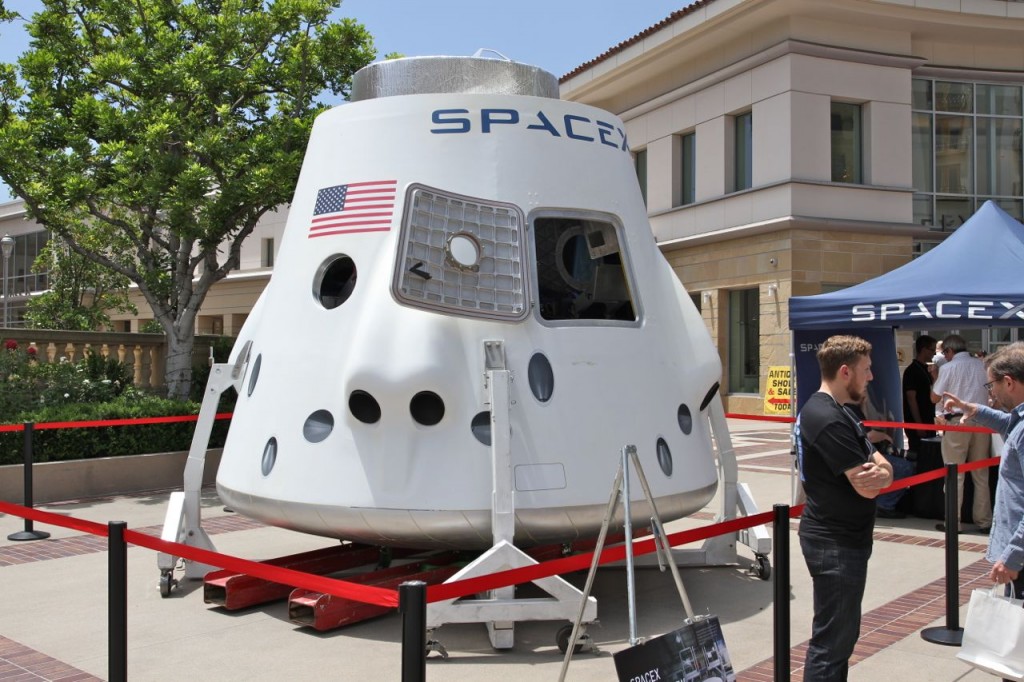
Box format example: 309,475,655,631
4,0,1024,414
561,0,1024,413
0,199,288,338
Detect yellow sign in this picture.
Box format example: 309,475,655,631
763,366,792,415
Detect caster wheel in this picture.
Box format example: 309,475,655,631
556,624,585,654
159,572,177,598
754,555,771,581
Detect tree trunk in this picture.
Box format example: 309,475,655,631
164,325,195,401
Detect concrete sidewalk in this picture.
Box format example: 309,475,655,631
0,418,1001,681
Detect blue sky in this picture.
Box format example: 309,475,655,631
0,0,688,203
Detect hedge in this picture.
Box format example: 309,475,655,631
0,395,232,466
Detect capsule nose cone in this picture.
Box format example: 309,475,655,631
341,311,470,431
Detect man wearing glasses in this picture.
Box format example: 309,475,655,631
931,334,992,534
941,343,1024,617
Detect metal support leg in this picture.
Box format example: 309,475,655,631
652,396,772,572
157,342,252,593
487,356,515,648
427,340,597,651
560,445,696,681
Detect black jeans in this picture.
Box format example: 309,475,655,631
800,535,872,682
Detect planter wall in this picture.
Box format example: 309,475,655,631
0,449,222,504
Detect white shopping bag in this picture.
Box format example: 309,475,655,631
957,586,1024,681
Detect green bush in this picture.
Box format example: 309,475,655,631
0,341,132,409
0,395,230,465
0,341,230,465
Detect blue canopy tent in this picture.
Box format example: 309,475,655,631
788,200,1024,438
790,200,1024,332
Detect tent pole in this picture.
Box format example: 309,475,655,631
790,335,802,506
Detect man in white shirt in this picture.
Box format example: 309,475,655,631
931,334,992,533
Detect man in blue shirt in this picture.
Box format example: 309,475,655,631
940,341,1024,596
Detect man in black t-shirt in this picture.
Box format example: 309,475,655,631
797,335,894,682
902,334,938,454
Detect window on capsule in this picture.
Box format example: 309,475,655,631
531,215,638,325
392,185,528,321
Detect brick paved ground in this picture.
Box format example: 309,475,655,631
0,424,995,681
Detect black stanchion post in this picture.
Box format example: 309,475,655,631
399,580,427,682
773,504,791,682
108,521,128,682
8,422,50,541
921,462,964,646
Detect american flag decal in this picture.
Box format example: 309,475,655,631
308,180,397,238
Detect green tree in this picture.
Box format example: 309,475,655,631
24,234,137,330
0,0,375,398
0,3,15,111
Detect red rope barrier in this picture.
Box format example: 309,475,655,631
427,510,782,602
0,410,988,435
0,495,783,608
862,419,993,434
0,498,398,606
0,499,108,537
125,530,400,607
724,411,994,435
0,409,1001,610
0,444,996,610
962,456,1000,473
31,413,233,430
725,413,795,423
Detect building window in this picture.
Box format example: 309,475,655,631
728,288,759,394
912,78,1024,229
831,102,862,183
634,148,648,206
262,238,274,268
198,315,224,335
680,132,696,205
733,112,752,192
5,231,50,298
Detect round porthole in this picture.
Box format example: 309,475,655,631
261,437,278,476
247,354,262,397
700,382,721,411
445,232,482,272
314,255,357,310
410,391,445,426
471,411,491,445
677,404,693,435
528,352,554,403
303,410,334,443
349,390,381,424
656,438,673,477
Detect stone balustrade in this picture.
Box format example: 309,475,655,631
0,329,222,392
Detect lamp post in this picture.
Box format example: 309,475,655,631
1,234,13,328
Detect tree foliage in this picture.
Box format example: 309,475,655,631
0,3,16,101
24,234,138,331
0,0,376,398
